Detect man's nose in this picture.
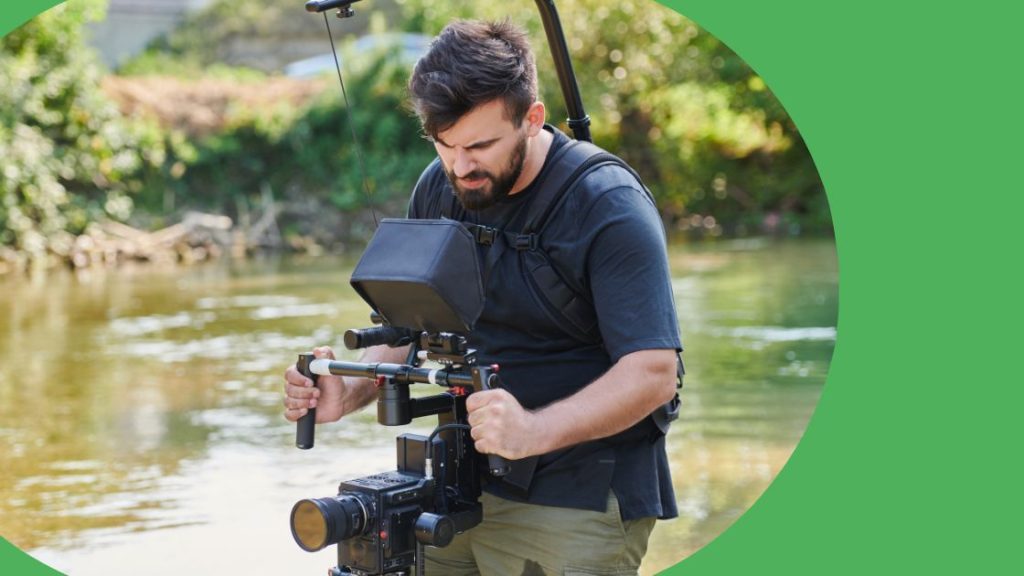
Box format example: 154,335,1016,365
452,148,476,178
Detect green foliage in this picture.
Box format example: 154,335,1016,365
158,50,434,242
2,0,830,271
0,0,168,262
398,0,828,234
119,0,404,73
117,50,267,82
119,0,830,237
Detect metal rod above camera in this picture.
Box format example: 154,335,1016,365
308,358,476,388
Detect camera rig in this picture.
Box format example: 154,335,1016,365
289,220,511,575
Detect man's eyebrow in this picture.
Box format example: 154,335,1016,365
432,136,500,149
466,138,500,149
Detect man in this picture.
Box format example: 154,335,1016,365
284,19,682,576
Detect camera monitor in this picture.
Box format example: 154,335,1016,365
350,219,484,333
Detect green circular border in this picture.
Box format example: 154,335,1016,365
4,0,1008,574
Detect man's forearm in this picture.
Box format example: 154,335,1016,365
530,349,678,454
343,344,412,415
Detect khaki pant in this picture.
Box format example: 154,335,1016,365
423,491,656,576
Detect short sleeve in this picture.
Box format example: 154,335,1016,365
576,171,682,361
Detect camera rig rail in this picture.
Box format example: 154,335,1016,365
298,329,511,477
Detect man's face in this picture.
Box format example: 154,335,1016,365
433,100,528,211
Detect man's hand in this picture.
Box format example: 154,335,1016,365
466,388,547,460
467,349,679,459
283,346,349,424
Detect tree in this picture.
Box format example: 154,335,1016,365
0,0,165,266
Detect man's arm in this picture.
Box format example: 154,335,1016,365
283,343,411,423
466,348,678,460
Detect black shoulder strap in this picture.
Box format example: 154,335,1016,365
462,139,654,343
518,139,652,239
464,140,613,277
510,140,654,343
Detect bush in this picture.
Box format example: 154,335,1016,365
0,0,167,265
157,50,434,246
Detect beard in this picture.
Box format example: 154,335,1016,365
445,133,527,211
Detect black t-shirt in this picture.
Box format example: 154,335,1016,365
407,125,681,520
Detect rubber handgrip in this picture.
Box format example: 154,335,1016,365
296,353,317,449
480,371,511,476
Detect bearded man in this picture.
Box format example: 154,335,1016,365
285,19,682,575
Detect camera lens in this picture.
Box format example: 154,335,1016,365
290,493,371,552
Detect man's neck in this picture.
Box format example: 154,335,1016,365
509,128,554,196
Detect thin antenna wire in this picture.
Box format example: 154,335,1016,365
323,13,378,227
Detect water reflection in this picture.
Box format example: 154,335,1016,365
0,240,836,575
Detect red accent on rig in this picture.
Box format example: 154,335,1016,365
490,364,500,372
450,386,468,396
379,530,388,540
375,376,386,388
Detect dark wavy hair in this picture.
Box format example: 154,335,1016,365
408,19,538,139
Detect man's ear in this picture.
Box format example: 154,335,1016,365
524,101,546,136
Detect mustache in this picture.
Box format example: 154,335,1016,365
458,170,492,181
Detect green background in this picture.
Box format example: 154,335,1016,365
2,1,1019,574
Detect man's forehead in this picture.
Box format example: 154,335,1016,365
435,101,513,147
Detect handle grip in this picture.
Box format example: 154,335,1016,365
296,353,318,449
344,325,416,350
473,365,512,477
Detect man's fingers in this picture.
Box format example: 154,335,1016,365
282,345,340,425
312,346,336,360
471,433,500,457
286,382,320,400
466,388,501,411
283,395,318,410
466,394,481,412
469,425,491,454
284,366,315,388
284,407,308,422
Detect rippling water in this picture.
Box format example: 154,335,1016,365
0,239,837,575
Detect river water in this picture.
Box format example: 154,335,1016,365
0,238,836,575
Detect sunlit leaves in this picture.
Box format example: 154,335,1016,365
0,0,169,263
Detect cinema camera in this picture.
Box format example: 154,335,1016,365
289,219,511,576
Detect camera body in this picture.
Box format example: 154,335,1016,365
331,469,434,574
291,379,488,575
330,431,476,575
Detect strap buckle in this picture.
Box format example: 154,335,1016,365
472,225,497,246
514,234,538,251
